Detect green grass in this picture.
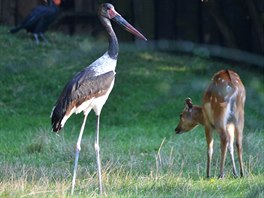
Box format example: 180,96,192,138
0,26,263,197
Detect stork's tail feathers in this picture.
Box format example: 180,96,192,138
9,27,22,33
51,106,64,132
52,120,62,132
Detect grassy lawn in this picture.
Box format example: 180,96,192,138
0,26,263,197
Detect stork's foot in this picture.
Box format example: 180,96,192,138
71,148,80,195
232,170,239,178
40,33,50,45
218,173,225,179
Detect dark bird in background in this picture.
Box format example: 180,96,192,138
50,3,147,195
9,0,61,44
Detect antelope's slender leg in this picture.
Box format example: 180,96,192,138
219,128,228,178
227,124,238,177
205,126,214,178
235,118,244,177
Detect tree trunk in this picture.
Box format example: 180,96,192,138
203,0,237,49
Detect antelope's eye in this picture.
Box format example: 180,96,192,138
180,114,183,119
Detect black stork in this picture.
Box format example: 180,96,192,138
50,3,147,195
9,0,61,44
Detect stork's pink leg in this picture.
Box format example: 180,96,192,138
71,113,88,195
95,115,103,194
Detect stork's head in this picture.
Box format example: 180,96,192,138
98,3,147,41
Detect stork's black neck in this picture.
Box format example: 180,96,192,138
100,17,119,60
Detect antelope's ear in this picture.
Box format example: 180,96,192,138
184,98,193,112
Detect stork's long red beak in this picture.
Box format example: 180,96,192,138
111,11,147,41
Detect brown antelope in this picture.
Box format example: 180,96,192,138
175,70,245,178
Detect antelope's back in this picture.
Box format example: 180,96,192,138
203,70,246,126
204,70,245,102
